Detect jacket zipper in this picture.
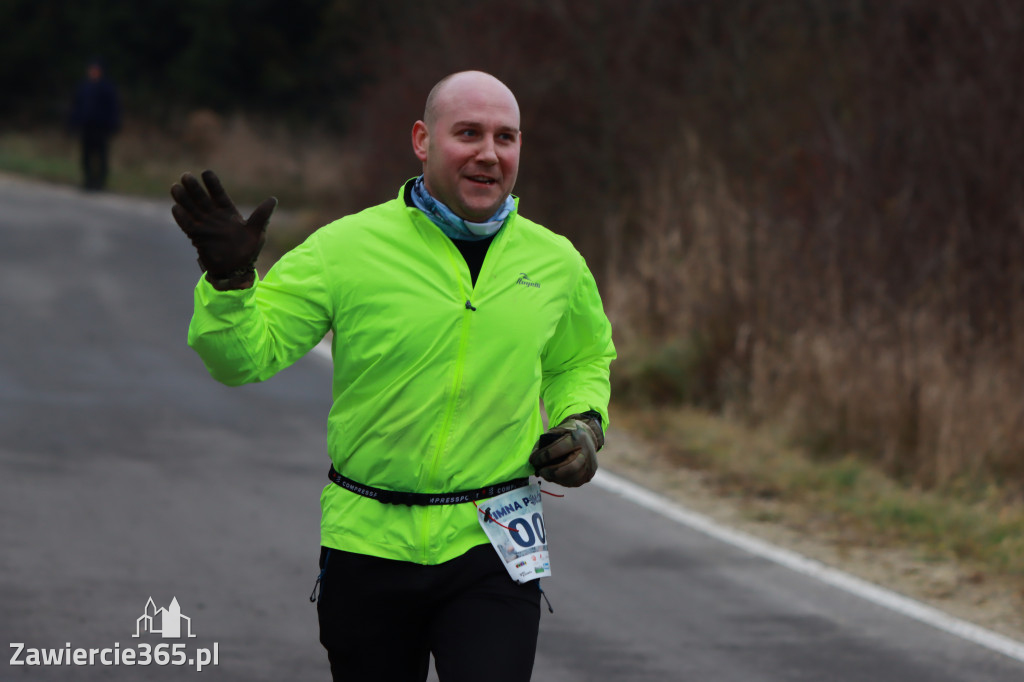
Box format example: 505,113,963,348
420,242,476,561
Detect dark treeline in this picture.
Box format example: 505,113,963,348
8,0,1024,487
1,0,395,128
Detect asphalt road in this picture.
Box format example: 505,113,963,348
2,174,1023,681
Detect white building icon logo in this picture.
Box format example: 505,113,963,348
133,597,196,638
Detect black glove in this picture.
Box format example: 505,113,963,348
170,170,277,290
528,412,604,487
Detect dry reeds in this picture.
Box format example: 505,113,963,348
609,125,1024,496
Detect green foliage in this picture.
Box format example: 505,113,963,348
613,336,714,407
612,325,748,409
0,142,78,185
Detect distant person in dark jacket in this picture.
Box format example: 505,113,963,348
68,59,121,191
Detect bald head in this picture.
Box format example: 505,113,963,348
423,71,520,130
412,70,523,222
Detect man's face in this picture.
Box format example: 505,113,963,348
412,75,521,222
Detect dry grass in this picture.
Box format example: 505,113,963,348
609,127,1024,494
0,113,363,257
755,318,1024,493
606,130,1024,587
611,402,1024,586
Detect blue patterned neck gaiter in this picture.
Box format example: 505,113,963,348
411,176,514,241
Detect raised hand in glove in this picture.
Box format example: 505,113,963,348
528,412,604,487
170,170,277,290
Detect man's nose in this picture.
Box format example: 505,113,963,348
475,137,499,164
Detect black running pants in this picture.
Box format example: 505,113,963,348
316,543,541,681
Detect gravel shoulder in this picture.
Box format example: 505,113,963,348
600,424,1024,644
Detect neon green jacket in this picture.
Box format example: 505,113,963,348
187,181,615,564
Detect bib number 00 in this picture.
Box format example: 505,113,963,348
477,483,551,583
508,513,546,548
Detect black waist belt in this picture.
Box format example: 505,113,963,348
327,466,530,506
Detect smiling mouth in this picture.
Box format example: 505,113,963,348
466,175,497,185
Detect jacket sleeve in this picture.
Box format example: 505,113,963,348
539,254,616,429
186,234,333,386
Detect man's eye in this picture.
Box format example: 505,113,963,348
459,129,477,138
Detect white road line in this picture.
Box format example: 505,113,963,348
592,468,1024,664
312,338,1024,663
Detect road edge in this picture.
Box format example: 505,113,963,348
592,468,1024,665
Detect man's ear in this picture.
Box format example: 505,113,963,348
412,120,429,162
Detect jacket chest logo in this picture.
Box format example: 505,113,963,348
515,273,540,289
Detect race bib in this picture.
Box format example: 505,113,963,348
477,483,551,583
